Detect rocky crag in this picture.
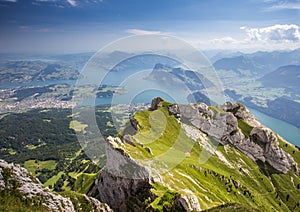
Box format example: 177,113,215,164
93,97,300,211
169,101,298,175
0,159,112,212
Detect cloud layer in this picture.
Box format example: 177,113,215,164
241,24,300,42
2,0,18,2
126,29,162,35
66,0,76,6
189,24,300,51
266,0,300,10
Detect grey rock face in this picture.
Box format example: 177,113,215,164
0,159,112,212
0,159,75,211
250,127,297,174
168,104,181,118
97,136,152,211
174,192,201,211
169,103,228,142
219,102,297,174
219,102,261,127
168,101,298,174
149,97,164,111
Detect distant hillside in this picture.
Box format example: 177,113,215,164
259,65,300,91
213,48,300,76
151,63,215,90
0,60,79,84
148,63,215,104
243,97,300,129
213,56,264,75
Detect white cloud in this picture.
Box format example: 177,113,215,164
66,0,77,6
190,37,242,51
269,2,300,10
210,37,238,44
19,26,30,30
36,28,50,32
241,24,300,42
265,0,300,10
126,29,162,35
187,24,300,51
34,0,103,7
34,0,77,7
19,25,54,33
2,0,17,2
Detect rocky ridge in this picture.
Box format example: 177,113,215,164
169,100,298,174
94,97,300,211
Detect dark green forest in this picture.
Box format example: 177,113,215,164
0,106,117,192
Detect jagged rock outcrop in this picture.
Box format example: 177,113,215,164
0,159,112,212
149,97,164,111
250,127,297,174
219,102,298,174
168,103,229,140
167,100,298,174
219,101,261,127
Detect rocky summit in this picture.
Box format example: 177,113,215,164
92,97,300,211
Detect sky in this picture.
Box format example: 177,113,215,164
0,0,300,53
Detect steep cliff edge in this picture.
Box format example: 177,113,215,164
94,98,300,211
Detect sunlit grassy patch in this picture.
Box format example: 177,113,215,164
73,173,98,194
24,159,57,176
69,120,88,132
44,171,64,188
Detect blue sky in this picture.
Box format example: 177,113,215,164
0,0,300,53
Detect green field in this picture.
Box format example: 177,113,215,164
69,120,88,132
24,160,57,176
73,173,98,194
44,171,64,188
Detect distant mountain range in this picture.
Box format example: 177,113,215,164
213,55,264,75
259,65,300,92
213,49,300,129
213,48,300,76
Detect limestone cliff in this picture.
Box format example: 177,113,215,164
96,136,152,211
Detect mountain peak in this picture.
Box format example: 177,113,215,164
92,98,300,211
